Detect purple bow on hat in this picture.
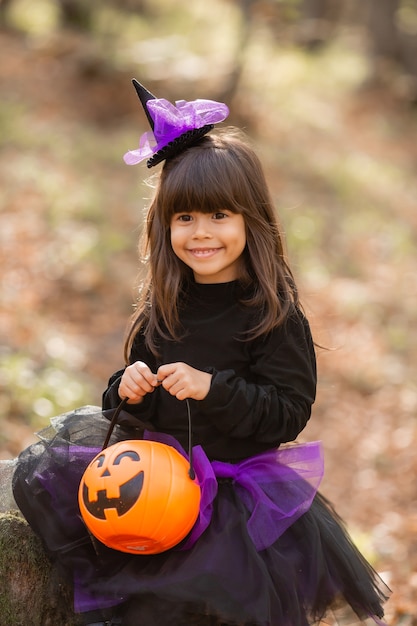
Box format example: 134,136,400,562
124,80,229,167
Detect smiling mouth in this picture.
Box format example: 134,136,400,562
188,248,220,257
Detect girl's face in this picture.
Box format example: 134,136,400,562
170,210,246,283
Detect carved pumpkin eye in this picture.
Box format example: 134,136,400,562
78,440,201,555
114,450,140,465
96,454,105,467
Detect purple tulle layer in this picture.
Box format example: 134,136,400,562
12,406,390,625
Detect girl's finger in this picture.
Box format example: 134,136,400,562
133,362,158,387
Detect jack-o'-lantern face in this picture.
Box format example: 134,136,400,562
81,449,144,519
78,440,201,555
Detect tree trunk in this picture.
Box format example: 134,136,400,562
0,512,77,625
365,0,400,60
0,461,77,625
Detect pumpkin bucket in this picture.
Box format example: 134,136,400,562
78,399,201,554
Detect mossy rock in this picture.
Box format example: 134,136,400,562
0,511,77,625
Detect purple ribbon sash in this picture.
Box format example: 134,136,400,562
35,433,323,554
144,431,324,552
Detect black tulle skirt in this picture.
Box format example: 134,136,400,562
12,406,390,626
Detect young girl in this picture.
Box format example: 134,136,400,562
13,81,389,626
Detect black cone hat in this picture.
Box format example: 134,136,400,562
132,79,156,130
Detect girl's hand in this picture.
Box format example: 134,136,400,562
119,361,159,404
156,362,212,401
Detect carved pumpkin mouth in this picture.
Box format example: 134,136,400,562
82,471,144,519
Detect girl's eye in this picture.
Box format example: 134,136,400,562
213,212,227,220
176,214,192,222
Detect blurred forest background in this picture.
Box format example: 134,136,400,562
0,0,416,623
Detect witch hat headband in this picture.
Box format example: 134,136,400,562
124,79,229,168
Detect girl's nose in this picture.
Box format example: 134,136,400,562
192,216,212,238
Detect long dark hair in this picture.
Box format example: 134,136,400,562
124,128,299,361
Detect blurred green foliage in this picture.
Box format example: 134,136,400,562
0,0,416,447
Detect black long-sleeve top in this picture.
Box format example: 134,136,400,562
102,281,316,462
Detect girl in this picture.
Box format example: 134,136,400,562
13,81,389,626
